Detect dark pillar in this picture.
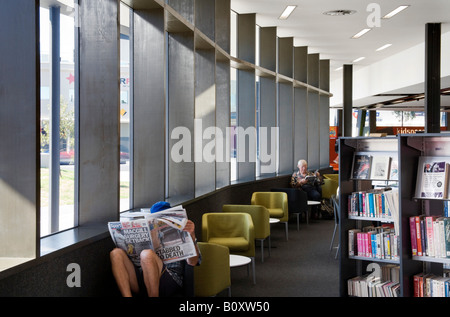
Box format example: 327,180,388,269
357,109,366,136
368,110,377,133
425,23,441,133
343,64,353,136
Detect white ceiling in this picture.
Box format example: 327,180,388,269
230,0,450,110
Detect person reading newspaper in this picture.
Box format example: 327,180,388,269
109,201,201,297
290,159,323,201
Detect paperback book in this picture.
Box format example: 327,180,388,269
352,154,371,180
413,272,450,297
348,264,400,297
348,224,399,261
370,156,391,180
409,215,450,258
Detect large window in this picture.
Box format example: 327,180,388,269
230,67,238,181
40,2,77,236
120,2,132,211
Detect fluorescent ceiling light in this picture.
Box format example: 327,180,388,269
352,57,365,63
351,28,371,39
382,5,410,19
279,5,297,20
376,44,392,51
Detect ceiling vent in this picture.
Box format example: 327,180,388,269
323,10,356,16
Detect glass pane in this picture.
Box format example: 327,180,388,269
230,67,237,181
230,10,237,58
40,2,77,236
120,2,131,211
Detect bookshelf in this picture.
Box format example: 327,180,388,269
339,134,450,297
401,134,450,297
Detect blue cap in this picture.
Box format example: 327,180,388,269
150,201,171,213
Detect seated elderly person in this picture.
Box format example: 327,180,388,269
290,159,322,202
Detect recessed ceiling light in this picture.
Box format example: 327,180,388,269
323,10,356,16
382,5,410,19
352,57,365,63
279,5,297,20
376,44,392,51
351,28,371,39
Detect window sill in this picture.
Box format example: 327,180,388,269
40,223,109,257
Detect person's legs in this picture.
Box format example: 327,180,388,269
305,188,321,201
110,248,140,297
140,249,164,297
305,189,322,219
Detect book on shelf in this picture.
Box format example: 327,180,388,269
352,154,371,179
348,229,361,256
409,216,450,258
347,188,399,233
415,156,450,199
413,272,450,297
347,264,400,297
389,159,398,181
370,156,391,180
444,201,450,217
348,225,399,261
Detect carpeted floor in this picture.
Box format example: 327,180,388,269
222,216,340,297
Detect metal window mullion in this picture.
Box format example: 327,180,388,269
49,6,60,233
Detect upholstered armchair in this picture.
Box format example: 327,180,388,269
201,212,256,284
194,242,231,297
251,192,289,240
322,174,339,201
222,204,271,262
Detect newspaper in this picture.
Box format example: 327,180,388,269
108,205,197,266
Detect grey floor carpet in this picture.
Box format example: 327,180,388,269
224,216,340,297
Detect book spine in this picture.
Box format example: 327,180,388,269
445,218,450,258
362,192,366,217
358,192,363,216
416,216,423,256
426,216,435,257
420,218,426,256
410,217,418,256
368,193,374,217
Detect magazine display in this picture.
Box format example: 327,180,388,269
415,157,450,199
108,205,197,266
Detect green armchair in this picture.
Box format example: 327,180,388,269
222,204,271,262
194,242,231,297
251,191,289,240
201,212,256,284
322,174,339,200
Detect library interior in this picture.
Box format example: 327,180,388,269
2,0,450,300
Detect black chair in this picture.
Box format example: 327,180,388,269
271,188,308,231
